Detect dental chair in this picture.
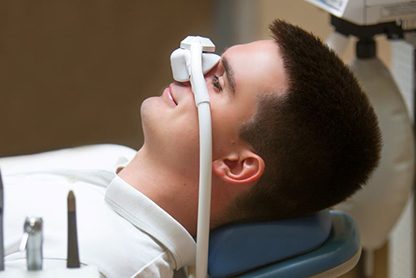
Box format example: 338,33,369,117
208,210,360,278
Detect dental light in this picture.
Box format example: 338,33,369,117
170,36,220,278
306,0,415,276
306,0,416,26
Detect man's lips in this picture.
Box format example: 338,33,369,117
163,85,177,106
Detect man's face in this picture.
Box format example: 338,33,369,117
140,40,287,177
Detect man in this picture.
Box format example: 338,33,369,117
0,20,380,277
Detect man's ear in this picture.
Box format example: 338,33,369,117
212,150,265,185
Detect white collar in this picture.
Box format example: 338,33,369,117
104,175,196,269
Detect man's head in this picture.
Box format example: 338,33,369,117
140,39,286,184
226,20,382,222
139,38,286,228
139,19,381,228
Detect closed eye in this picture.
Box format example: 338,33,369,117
212,75,223,92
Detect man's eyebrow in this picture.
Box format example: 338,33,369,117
222,56,236,94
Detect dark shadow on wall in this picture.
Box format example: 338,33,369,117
0,0,214,156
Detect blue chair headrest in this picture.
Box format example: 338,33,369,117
208,210,332,278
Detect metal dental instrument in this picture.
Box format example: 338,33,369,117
21,217,43,271
0,169,4,271
171,36,220,278
67,190,80,268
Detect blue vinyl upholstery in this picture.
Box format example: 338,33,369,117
238,211,359,277
208,210,333,278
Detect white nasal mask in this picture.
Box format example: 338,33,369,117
170,36,221,83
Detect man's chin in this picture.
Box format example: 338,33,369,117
140,97,168,138
140,97,159,117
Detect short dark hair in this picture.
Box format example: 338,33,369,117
232,20,381,221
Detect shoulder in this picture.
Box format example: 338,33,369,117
131,252,174,278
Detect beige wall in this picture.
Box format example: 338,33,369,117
0,0,213,156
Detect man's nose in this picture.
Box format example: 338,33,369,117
175,80,191,87
173,81,194,97
175,76,212,90
173,71,214,97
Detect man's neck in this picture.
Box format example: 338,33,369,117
118,147,199,236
